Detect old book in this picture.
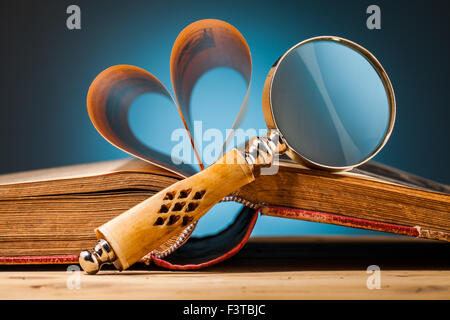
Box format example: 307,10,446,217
0,159,180,258
0,157,448,268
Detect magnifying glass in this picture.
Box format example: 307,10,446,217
80,36,395,274
258,35,395,171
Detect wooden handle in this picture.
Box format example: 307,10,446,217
95,149,255,270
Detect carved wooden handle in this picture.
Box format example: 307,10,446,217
94,149,255,270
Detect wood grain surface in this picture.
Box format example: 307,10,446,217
1,236,449,299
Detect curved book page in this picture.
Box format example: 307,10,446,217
87,19,252,177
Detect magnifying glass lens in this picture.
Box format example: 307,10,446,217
271,40,391,168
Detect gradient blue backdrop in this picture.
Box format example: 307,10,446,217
1,0,449,237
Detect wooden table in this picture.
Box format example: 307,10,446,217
1,236,449,299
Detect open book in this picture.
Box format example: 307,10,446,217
0,157,448,269
1,19,449,269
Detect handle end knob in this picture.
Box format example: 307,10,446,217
79,239,116,274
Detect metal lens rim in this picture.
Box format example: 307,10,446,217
266,36,396,172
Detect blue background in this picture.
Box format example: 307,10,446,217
1,0,449,237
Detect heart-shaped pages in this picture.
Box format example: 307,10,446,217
87,19,252,177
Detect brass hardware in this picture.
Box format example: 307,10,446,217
79,239,116,275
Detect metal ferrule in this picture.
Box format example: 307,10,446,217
244,129,285,166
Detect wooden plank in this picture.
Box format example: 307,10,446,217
0,236,449,299
1,268,449,300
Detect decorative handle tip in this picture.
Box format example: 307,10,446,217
79,239,116,274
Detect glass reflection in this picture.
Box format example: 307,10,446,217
271,40,390,167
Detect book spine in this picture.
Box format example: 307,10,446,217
0,255,79,265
